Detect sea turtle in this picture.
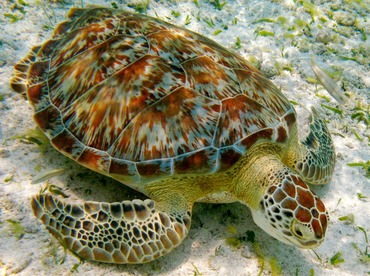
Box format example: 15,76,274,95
11,7,335,264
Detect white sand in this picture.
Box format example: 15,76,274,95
0,0,369,275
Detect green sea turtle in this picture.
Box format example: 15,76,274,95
10,7,335,264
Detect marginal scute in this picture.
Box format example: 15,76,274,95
77,147,110,173
218,147,242,172
173,147,218,174
33,105,63,138
109,158,136,178
236,128,274,151
136,161,168,177
51,129,85,160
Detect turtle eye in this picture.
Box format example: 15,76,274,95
291,220,306,239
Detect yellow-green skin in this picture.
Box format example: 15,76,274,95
12,7,335,264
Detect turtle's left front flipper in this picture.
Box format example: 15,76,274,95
286,107,335,185
31,194,191,263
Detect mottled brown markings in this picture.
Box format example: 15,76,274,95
174,148,217,174
109,87,219,162
237,129,274,150
62,55,184,152
218,148,242,172
276,126,288,143
33,105,63,137
50,18,120,68
28,60,49,86
234,69,291,116
12,5,300,186
284,111,296,132
182,56,241,99
11,45,42,93
50,129,85,160
188,37,220,63
18,6,334,263
9,77,27,94
53,20,75,38
77,147,110,173
49,34,149,110
147,30,202,64
215,95,279,148
109,158,135,176
117,14,169,36
136,162,162,176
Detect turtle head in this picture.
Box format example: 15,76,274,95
251,173,328,249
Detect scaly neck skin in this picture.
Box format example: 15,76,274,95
226,142,329,249
230,143,286,209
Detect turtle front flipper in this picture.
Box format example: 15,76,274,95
286,107,335,184
31,194,191,263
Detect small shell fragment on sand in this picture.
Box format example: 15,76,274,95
32,168,66,184
310,57,348,104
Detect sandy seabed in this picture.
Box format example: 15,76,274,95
0,0,369,275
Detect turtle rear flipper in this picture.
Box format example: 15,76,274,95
31,194,191,263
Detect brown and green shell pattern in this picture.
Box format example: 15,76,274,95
12,7,295,185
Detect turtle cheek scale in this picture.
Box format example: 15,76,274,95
253,172,328,249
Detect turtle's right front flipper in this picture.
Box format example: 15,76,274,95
31,194,191,263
